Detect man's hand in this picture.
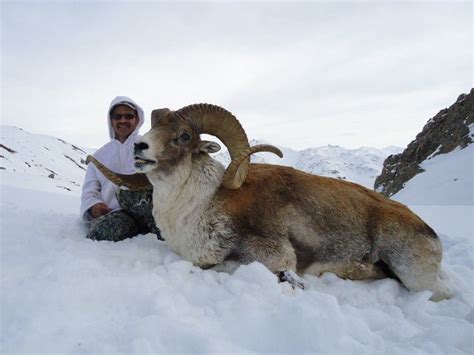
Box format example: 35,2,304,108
90,203,112,218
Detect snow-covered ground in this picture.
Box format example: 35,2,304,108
1,182,473,354
1,128,473,354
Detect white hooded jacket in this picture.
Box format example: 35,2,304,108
80,96,145,221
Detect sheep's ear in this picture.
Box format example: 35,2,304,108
196,140,221,154
151,108,171,128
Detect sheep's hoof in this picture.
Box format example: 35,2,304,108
278,271,305,290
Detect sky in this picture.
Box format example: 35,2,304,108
1,0,472,150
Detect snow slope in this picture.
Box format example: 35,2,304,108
1,125,93,194
1,127,473,354
393,144,473,206
392,139,474,242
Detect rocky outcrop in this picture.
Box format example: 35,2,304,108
374,89,474,197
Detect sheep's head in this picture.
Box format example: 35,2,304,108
133,107,214,175
87,104,283,190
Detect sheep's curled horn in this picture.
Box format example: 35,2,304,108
173,103,283,189
86,103,283,190
85,155,152,191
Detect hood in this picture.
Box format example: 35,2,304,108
107,96,145,142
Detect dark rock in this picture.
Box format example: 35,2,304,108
57,185,71,191
374,88,474,197
64,154,86,171
71,144,87,154
0,144,17,153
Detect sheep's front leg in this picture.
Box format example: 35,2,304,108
212,261,305,290
242,235,305,289
278,270,305,289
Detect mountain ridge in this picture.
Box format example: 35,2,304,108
1,125,399,194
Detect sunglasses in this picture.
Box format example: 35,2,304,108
111,113,137,121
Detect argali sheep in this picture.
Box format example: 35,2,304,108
87,103,452,301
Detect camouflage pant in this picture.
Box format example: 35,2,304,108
86,188,162,242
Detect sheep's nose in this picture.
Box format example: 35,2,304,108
134,142,149,154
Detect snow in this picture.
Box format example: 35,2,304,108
1,125,94,194
1,183,473,353
1,127,473,354
393,144,473,206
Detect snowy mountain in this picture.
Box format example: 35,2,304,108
0,125,93,194
1,125,472,354
391,131,474,242
1,126,399,192
376,89,474,196
215,140,401,188
393,142,473,206
374,90,474,241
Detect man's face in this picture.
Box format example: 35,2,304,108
110,105,139,142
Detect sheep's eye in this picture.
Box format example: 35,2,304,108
180,133,191,141
173,132,192,145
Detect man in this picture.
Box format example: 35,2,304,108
80,96,160,241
